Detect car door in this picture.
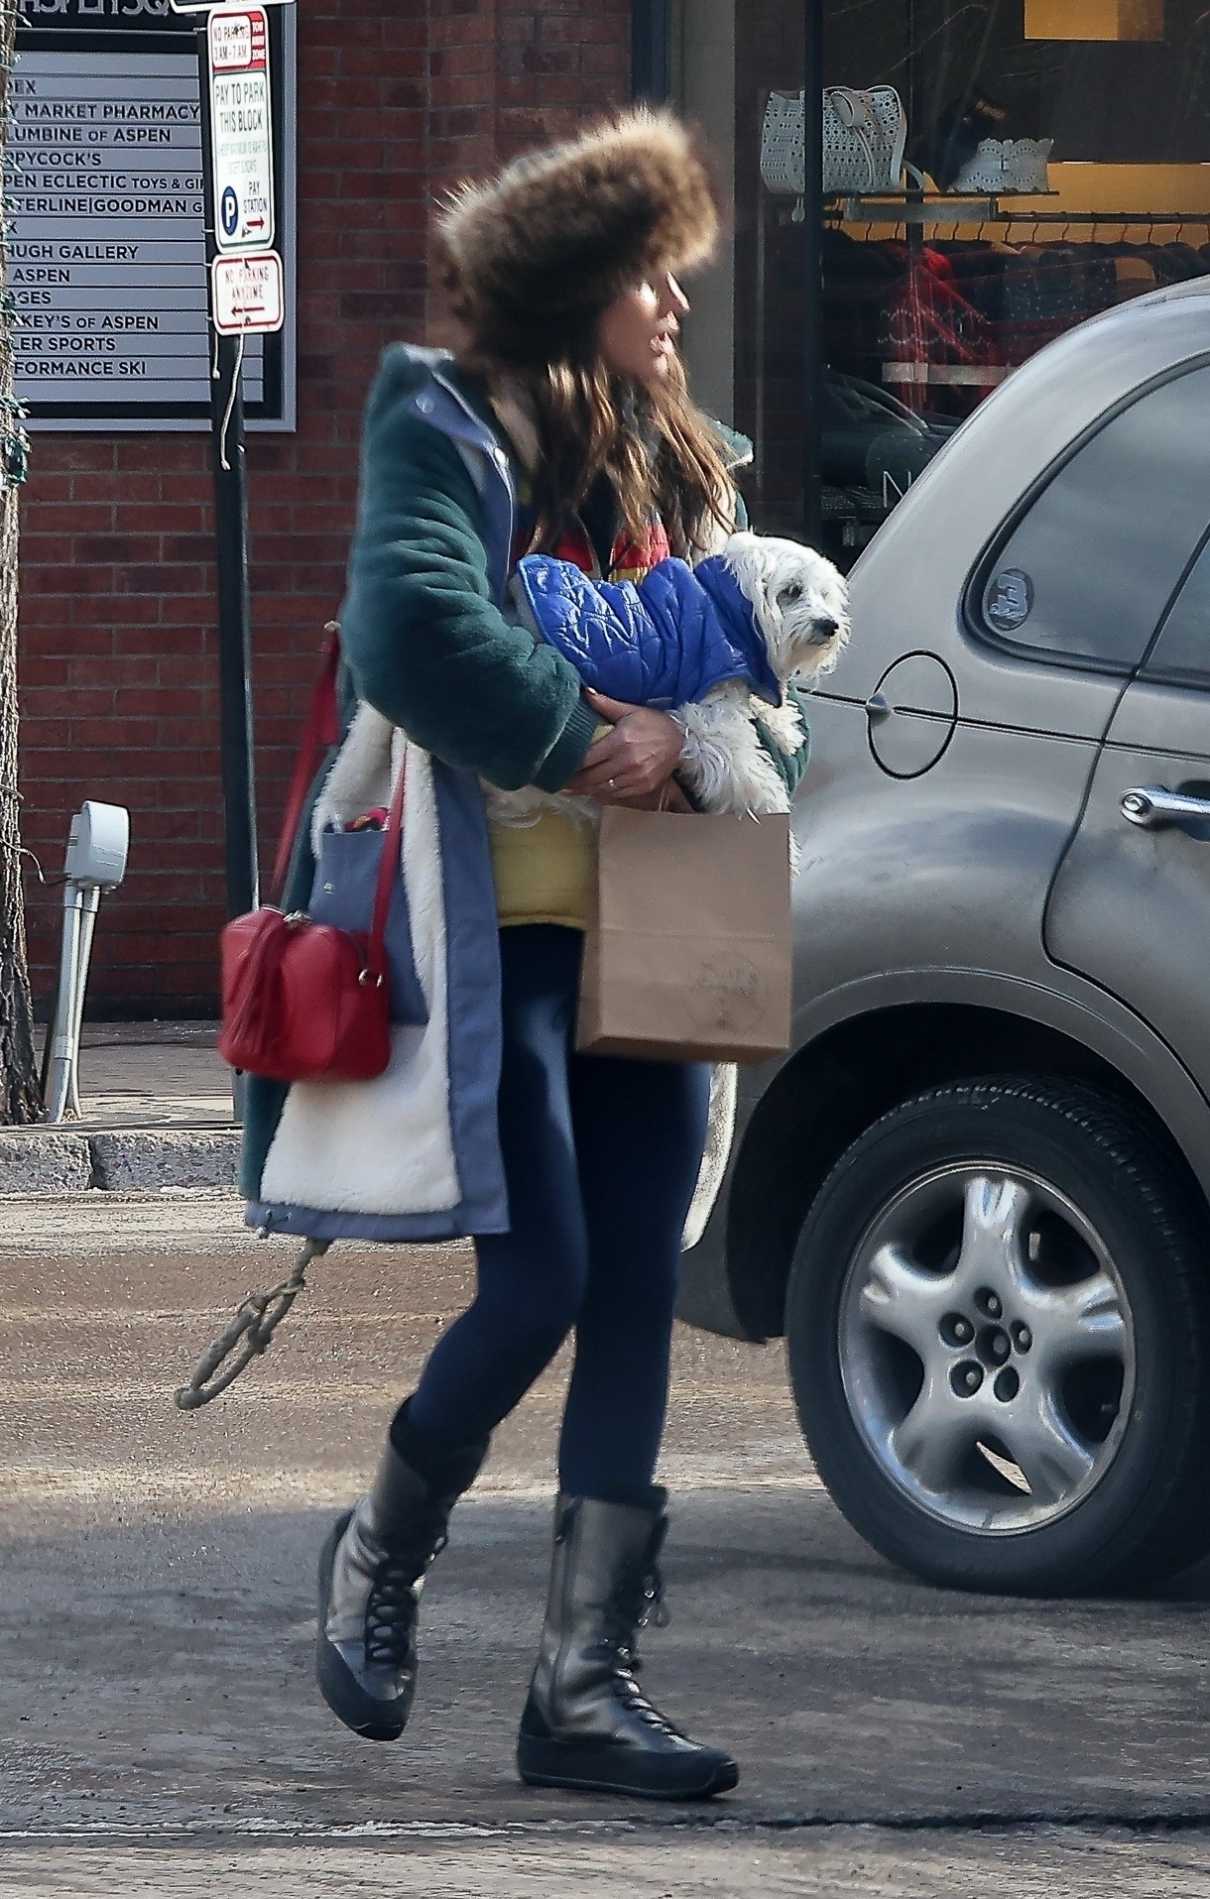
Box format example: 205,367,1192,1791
1046,520,1210,1099
789,360,1210,1016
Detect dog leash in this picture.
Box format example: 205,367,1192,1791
174,1237,331,1410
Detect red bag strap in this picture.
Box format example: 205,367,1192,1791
363,759,408,986
271,625,343,901
270,621,408,992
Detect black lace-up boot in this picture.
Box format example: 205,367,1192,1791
316,1413,486,1741
516,1491,739,1800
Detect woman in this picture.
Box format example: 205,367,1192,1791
245,110,810,1802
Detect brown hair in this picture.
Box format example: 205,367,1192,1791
473,348,735,564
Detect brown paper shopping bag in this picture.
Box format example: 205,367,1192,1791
576,806,792,1064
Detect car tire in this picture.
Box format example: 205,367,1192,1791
786,1076,1210,1595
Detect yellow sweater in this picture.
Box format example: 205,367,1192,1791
488,719,612,929
490,808,598,930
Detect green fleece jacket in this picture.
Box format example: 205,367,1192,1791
338,357,810,799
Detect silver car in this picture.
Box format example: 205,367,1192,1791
684,276,1210,1597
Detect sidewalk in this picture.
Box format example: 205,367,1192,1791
0,1024,239,1196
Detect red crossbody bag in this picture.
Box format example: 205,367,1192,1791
218,630,403,1084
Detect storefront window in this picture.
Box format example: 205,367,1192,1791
672,1,1210,567
672,2,810,537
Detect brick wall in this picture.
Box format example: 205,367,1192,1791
17,0,631,1017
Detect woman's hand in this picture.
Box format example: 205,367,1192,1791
566,691,686,806
612,780,695,813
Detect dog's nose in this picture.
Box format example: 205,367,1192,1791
812,616,840,643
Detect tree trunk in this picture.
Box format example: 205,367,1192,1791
0,3,42,1126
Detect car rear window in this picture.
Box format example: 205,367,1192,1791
973,365,1210,674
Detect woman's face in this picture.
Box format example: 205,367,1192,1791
596,270,691,385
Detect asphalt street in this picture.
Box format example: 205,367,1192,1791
3,1191,1210,1895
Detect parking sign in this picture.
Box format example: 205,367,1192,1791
211,251,285,336
208,5,274,254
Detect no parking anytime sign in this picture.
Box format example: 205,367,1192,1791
212,251,284,335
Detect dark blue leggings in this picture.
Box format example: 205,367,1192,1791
406,926,713,1499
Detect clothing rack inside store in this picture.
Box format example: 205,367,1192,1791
814,193,1210,419
977,211,1203,224
824,195,1207,228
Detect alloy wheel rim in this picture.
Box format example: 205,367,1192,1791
837,1163,1136,1536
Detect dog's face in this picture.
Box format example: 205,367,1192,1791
722,531,850,683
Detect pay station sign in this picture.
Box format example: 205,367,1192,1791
208,5,274,253
212,251,284,335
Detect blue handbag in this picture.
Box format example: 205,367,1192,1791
308,810,428,1028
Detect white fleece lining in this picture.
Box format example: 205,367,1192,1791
260,709,462,1216
683,1062,737,1252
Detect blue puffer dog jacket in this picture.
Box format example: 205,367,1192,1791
509,553,782,710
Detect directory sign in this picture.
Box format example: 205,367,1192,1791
9,0,295,429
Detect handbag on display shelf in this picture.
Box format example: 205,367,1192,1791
219,630,420,1086
951,137,1054,194
761,86,908,209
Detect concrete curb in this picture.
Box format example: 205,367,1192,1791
0,1127,239,1196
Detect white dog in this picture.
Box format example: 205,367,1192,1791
488,529,849,827
673,531,848,816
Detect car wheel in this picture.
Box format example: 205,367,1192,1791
786,1076,1210,1595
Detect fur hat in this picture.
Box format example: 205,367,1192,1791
436,108,720,370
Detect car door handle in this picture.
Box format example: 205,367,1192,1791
1121,785,1210,829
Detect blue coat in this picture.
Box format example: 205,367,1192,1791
511,553,782,709
241,352,522,1244
239,348,782,1248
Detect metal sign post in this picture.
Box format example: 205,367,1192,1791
195,11,258,926
192,2,284,931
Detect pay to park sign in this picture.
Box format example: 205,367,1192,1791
208,4,272,253
205,4,284,337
